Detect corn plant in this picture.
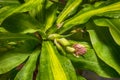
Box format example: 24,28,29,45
0,0,120,80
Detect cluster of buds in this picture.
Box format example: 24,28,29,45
56,38,87,57
48,34,87,57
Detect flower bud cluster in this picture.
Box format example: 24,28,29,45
48,34,87,57
56,38,87,57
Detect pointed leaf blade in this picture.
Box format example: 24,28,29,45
14,48,40,80
88,27,120,74
0,0,40,24
0,33,38,41
1,13,39,33
0,51,29,74
57,1,120,34
38,41,77,80
56,0,82,24
67,49,120,78
94,18,120,45
44,4,57,32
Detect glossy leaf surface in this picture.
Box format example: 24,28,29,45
56,0,82,24
67,49,120,78
14,48,40,80
44,4,57,32
88,27,120,74
0,0,40,24
0,50,29,74
57,1,120,34
94,18,120,45
2,13,39,33
38,41,77,80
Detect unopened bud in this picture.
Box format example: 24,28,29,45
48,34,61,40
73,44,87,57
57,38,70,46
66,46,75,53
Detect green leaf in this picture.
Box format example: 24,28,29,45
0,71,11,80
0,33,38,41
44,4,57,32
29,0,46,24
15,39,39,52
0,49,29,74
47,0,82,34
1,13,40,33
0,0,20,6
56,0,82,24
77,75,86,80
0,36,38,74
14,48,40,80
67,49,120,78
88,27,120,74
98,10,120,18
0,69,18,80
0,0,41,24
57,1,120,34
94,18,120,45
37,41,77,80
0,27,7,33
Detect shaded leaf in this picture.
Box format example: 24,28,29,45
1,13,39,33
67,49,120,78
0,50,29,74
14,48,40,80
14,39,39,52
0,0,41,24
88,27,120,74
0,71,11,80
0,69,18,80
0,33,39,41
0,0,20,7
94,18,120,45
28,0,46,24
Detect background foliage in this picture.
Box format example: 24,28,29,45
0,0,120,80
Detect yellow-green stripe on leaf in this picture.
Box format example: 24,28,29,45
57,0,82,24
58,1,120,34
38,41,77,80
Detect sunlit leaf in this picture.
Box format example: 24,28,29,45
57,1,120,34
44,4,57,32
37,41,77,80
56,0,82,24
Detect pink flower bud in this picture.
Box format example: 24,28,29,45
73,44,87,57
